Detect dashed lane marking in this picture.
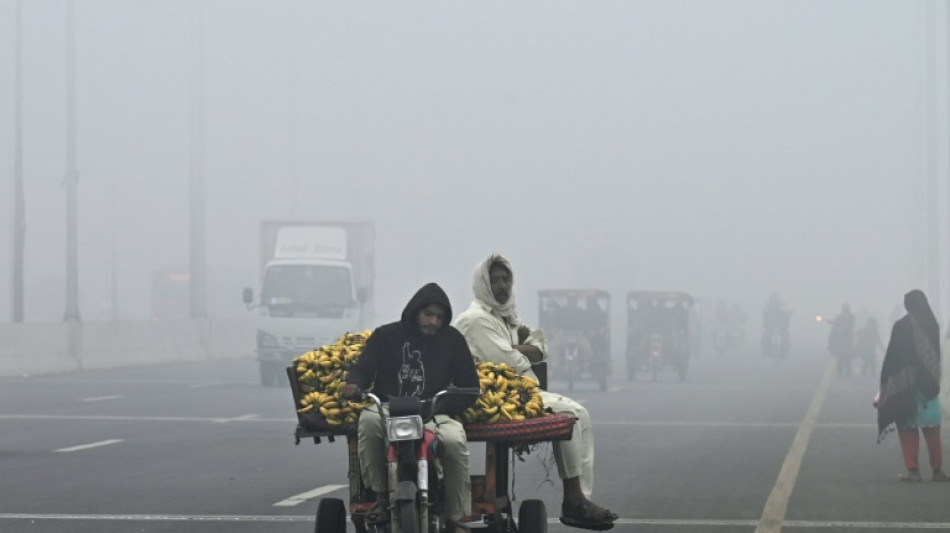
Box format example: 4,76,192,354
213,414,260,423
81,395,123,402
54,439,124,452
755,358,835,533
273,484,347,507
189,381,225,389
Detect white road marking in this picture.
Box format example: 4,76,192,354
81,395,122,402
755,358,835,533
54,439,124,452
2,514,950,528
189,381,224,389
273,484,347,507
213,414,260,423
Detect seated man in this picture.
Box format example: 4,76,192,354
453,254,619,531
342,282,480,532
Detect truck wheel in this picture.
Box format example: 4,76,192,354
518,499,547,533
315,498,347,533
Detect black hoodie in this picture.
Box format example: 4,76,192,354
346,282,479,417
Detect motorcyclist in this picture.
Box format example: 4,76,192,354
342,282,480,532
761,293,791,357
827,303,856,377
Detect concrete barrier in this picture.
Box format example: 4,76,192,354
0,318,255,377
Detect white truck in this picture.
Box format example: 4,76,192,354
243,220,374,386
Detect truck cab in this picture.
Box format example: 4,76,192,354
244,221,374,386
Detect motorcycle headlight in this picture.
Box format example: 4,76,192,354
386,415,424,442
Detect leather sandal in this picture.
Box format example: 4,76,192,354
559,501,619,531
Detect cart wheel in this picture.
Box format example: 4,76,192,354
518,499,547,533
315,498,347,533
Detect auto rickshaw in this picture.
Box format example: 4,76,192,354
537,289,611,392
625,291,693,381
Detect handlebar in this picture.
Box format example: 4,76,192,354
355,386,481,422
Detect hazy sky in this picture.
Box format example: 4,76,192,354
0,1,947,342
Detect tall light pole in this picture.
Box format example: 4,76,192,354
64,0,81,324
189,1,207,320
925,0,940,319
12,0,25,322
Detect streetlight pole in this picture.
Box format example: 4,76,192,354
189,1,207,320
925,0,940,320
64,0,81,324
12,0,25,322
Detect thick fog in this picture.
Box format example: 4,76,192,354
0,1,947,344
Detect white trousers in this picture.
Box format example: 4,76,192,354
541,390,595,499
357,406,472,522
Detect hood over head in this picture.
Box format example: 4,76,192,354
401,282,452,330
905,289,940,344
472,253,522,326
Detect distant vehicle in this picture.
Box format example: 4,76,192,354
150,266,223,320
625,291,694,381
538,289,611,392
243,220,374,386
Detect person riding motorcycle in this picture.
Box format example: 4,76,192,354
342,282,480,532
761,293,791,357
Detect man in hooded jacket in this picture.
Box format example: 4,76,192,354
877,289,949,482
454,254,618,530
343,282,480,528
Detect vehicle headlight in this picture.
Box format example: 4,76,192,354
257,330,279,348
386,416,424,441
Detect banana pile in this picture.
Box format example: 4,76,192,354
460,361,545,424
293,330,373,426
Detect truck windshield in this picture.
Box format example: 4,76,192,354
261,264,354,317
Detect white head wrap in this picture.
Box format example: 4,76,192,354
472,253,522,326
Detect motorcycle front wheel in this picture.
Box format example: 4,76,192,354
399,499,418,533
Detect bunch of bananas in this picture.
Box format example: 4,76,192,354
460,361,545,424
294,330,373,426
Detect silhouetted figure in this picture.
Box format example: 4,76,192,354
762,293,791,358
828,304,856,377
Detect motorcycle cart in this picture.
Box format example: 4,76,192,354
537,289,611,392
287,365,574,533
625,291,693,381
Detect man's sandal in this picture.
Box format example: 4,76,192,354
559,501,619,531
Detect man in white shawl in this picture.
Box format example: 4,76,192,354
454,254,618,530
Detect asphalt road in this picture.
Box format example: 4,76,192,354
2,341,948,533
